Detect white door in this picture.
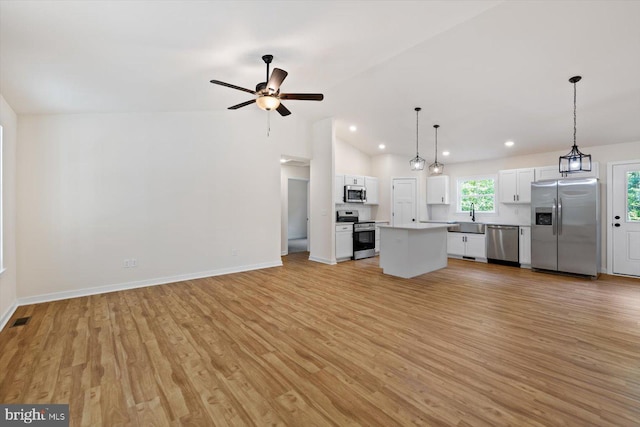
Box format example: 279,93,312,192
612,162,640,276
392,178,417,226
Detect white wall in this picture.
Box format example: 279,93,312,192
335,137,371,176
309,118,335,264
280,164,310,254
288,179,308,240
16,111,310,300
0,95,18,329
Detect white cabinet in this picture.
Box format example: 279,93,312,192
375,221,389,253
335,174,345,203
465,234,487,258
519,226,531,266
364,176,379,205
499,168,535,203
335,224,353,261
447,232,486,259
337,174,377,204
534,162,599,181
426,175,450,205
447,233,466,256
344,175,365,186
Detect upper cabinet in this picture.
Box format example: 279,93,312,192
499,168,535,204
336,174,378,204
335,174,345,203
364,176,378,205
344,175,365,186
535,162,600,181
426,175,450,205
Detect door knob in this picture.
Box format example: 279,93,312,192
615,215,621,220
614,223,621,227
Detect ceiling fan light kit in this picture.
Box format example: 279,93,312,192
428,124,444,175
209,54,323,117
256,95,280,111
410,107,426,171
559,75,592,175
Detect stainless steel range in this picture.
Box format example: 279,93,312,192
353,221,376,259
336,210,376,260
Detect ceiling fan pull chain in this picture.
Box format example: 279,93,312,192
267,110,271,137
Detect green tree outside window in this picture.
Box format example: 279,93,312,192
628,171,640,222
458,178,495,213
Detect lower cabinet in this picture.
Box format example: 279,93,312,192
335,224,353,261
519,226,531,266
447,233,486,259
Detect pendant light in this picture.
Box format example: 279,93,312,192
559,76,591,174
410,107,425,171
428,124,444,175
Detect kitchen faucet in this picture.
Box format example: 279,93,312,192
470,203,476,222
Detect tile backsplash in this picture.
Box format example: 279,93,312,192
336,204,373,221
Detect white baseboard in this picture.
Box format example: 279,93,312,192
308,255,336,265
281,251,288,256
16,260,283,307
0,300,18,332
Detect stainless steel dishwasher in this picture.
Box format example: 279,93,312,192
486,225,520,266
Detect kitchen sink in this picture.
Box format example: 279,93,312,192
447,222,486,234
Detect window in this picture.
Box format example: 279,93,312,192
457,176,496,213
628,171,640,222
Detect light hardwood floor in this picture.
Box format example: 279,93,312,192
1,254,639,426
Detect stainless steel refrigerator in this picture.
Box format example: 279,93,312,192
531,178,600,277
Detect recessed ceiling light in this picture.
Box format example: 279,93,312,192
349,125,357,132
505,140,515,147
378,144,386,149
442,151,450,156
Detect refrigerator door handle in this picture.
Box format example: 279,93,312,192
558,197,562,235
552,198,557,235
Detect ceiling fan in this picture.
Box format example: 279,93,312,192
209,55,324,116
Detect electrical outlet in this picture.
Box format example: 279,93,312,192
123,259,130,268
130,258,137,267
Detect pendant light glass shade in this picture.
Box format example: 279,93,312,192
559,76,591,174
410,156,426,171
410,107,425,171
429,124,444,175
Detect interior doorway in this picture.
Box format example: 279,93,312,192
608,160,640,277
288,178,309,253
392,178,417,226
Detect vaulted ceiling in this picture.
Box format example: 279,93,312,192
1,1,639,163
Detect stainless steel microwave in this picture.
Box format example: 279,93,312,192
344,185,366,203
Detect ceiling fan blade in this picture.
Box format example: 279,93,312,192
267,68,288,93
228,99,256,110
279,93,324,101
276,103,291,116
210,80,256,95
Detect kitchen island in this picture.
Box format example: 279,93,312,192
378,223,450,278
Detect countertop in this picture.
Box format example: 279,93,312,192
420,220,531,227
378,223,450,231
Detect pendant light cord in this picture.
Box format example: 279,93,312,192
434,126,438,163
415,109,419,156
573,79,577,148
